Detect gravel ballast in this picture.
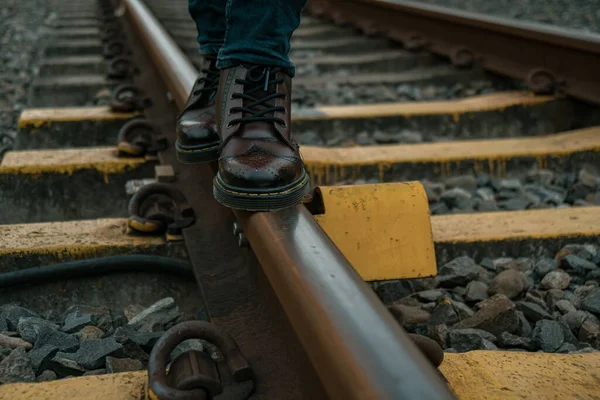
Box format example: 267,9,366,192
375,243,600,353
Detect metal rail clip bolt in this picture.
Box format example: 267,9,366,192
148,321,254,400
128,182,195,235
117,118,168,156
110,84,152,112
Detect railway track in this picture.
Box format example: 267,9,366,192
0,0,599,399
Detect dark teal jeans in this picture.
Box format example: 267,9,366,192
188,0,307,75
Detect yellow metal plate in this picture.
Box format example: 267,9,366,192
313,182,436,281
441,351,600,400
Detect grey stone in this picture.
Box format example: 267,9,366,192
415,290,444,302
17,317,59,343
465,281,488,302
556,342,578,353
0,319,7,333
34,326,79,353
373,280,414,304
560,311,589,334
69,338,124,370
555,300,577,314
437,256,480,288
526,169,555,186
452,301,475,320
113,326,163,349
581,289,600,315
516,301,552,323
498,332,535,350
440,188,472,210
76,326,105,342
429,201,449,215
488,269,529,300
545,289,565,310
535,258,558,277
578,320,599,349
0,347,35,384
396,130,423,144
422,180,445,202
533,320,564,352
516,311,533,337
541,269,572,290
62,305,113,334
105,356,143,373
492,178,522,192
83,369,106,376
0,305,39,331
170,340,205,362
454,294,519,336
560,321,579,345
477,199,498,212
578,166,599,188
0,345,11,362
429,300,459,326
449,329,497,352
123,304,146,322
560,244,598,261
489,258,517,272
524,292,548,310
575,284,598,301
561,255,597,275
445,175,477,191
480,339,498,350
51,354,86,378
475,187,495,202
388,305,430,328
28,344,59,375
36,370,57,382
497,197,532,211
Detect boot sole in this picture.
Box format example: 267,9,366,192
175,140,220,163
213,170,311,212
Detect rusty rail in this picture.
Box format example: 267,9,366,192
122,0,455,398
308,0,600,105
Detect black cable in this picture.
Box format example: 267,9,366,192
0,255,194,289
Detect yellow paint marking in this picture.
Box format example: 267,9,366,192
295,91,554,121
0,147,147,180
0,371,147,400
432,206,600,243
303,126,600,184
314,182,436,281
0,219,166,259
18,106,138,128
441,351,600,399
0,351,598,399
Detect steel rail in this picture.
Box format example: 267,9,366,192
123,0,455,398
308,0,600,105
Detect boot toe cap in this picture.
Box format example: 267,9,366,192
219,155,303,190
176,117,219,148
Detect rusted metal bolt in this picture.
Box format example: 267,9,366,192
237,233,249,248
232,221,243,236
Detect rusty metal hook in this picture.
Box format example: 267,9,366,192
148,321,254,400
128,182,195,234
117,119,168,156
107,56,134,80
104,39,127,59
110,84,152,112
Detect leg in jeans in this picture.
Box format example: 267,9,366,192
212,0,309,211
217,0,307,74
188,0,226,56
175,0,227,163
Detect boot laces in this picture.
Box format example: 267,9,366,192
192,55,219,96
228,66,287,128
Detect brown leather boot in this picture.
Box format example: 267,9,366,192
213,65,310,211
175,55,221,163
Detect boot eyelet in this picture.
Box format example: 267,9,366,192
226,122,233,128
280,121,288,128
